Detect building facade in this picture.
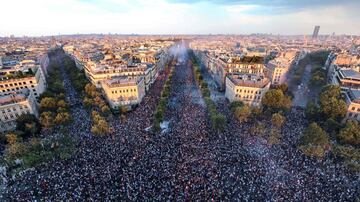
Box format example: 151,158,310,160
101,76,146,110
225,73,270,107
344,89,360,121
0,67,47,100
0,90,38,133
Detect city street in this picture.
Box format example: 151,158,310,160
293,64,313,108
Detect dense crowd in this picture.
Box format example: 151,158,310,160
2,47,359,201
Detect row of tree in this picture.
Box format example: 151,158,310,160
2,50,77,173
38,58,72,132
59,51,112,136
303,84,359,171
153,67,174,132
190,51,226,133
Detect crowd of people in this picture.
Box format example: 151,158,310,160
2,47,359,201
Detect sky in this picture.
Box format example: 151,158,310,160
1,0,360,36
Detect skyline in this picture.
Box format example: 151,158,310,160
1,0,360,37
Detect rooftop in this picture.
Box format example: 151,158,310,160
227,73,270,88
340,69,360,80
102,76,142,88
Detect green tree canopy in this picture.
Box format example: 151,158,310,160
319,85,347,120
271,113,286,129
211,114,226,132
54,112,72,126
16,114,41,138
262,89,292,112
299,122,331,158
40,97,57,111
229,101,244,112
40,111,55,130
305,101,320,122
338,120,360,146
234,104,251,123
85,83,100,98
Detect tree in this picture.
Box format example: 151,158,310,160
323,118,341,134
250,107,262,119
262,89,291,112
40,97,57,111
83,97,93,108
94,96,105,107
85,83,99,98
234,105,251,123
338,120,360,146
211,114,226,132
101,105,111,117
271,113,286,129
319,85,347,120
268,129,282,145
57,100,68,109
119,105,128,115
274,83,289,94
54,112,72,126
16,114,41,138
305,101,319,122
40,112,55,130
91,119,109,136
6,133,19,145
250,121,266,136
299,122,331,158
229,101,244,112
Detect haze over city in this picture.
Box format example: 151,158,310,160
1,0,360,36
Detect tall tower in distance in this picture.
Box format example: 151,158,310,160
312,25,320,39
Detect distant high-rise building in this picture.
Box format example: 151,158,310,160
312,26,320,39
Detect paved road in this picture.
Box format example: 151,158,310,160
292,64,312,108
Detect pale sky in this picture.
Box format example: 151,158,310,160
1,0,360,36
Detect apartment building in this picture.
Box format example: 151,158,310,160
101,76,145,110
266,51,297,85
0,66,47,100
329,67,360,90
0,89,38,132
344,88,360,121
225,73,270,107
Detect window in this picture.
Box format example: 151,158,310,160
352,107,356,111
